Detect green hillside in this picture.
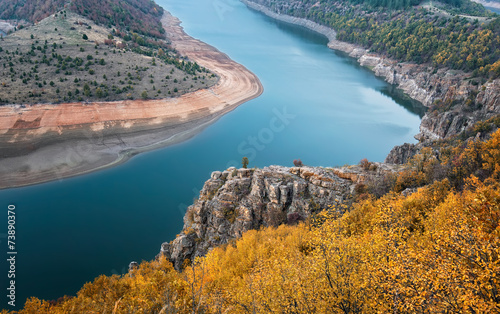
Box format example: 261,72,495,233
253,0,500,76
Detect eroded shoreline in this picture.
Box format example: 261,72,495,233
0,11,263,189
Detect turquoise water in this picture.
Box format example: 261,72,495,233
0,0,423,309
486,6,500,14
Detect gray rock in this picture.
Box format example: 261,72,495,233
385,143,419,164
128,261,139,272
211,171,222,180
158,166,363,270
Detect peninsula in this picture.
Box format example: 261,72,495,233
0,10,263,189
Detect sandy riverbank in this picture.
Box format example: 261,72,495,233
0,11,263,189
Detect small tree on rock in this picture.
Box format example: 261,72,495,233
293,159,303,167
360,158,372,170
242,157,249,169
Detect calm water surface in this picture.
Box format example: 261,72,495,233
0,0,423,309
486,6,500,14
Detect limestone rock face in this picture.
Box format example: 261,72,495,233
341,49,500,142
160,166,356,270
385,143,419,164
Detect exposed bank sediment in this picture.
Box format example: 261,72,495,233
243,0,500,145
0,11,263,189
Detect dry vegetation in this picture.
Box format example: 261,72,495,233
0,0,166,38
0,11,217,105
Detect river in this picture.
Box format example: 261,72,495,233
486,6,500,14
0,0,423,309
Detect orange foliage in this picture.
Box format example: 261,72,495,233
9,129,500,313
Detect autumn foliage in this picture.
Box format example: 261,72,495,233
70,0,165,39
0,0,66,23
9,130,500,313
0,0,165,39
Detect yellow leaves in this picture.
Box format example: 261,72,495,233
198,224,311,313
13,128,500,313
481,129,500,180
17,297,52,314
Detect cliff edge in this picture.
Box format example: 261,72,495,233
159,163,401,269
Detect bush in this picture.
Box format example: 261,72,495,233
95,88,104,98
293,159,303,167
360,158,371,170
242,157,249,169
265,206,287,227
354,183,367,194
287,212,303,225
222,204,237,224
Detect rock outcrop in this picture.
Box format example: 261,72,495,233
0,21,15,34
160,166,354,269
159,164,404,270
385,143,419,164
331,42,500,142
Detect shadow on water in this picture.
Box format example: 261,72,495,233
264,16,330,46
380,85,427,118
246,6,330,45
334,50,427,118
251,9,427,118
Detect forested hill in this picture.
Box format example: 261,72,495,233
250,0,500,78
0,0,66,23
0,0,165,39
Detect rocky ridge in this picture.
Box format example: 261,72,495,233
159,164,401,270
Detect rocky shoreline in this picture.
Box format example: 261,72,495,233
0,11,263,189
243,0,500,144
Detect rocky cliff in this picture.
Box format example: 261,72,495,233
159,164,401,269
385,143,419,164
355,49,499,162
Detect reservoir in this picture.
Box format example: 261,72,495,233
0,0,422,309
